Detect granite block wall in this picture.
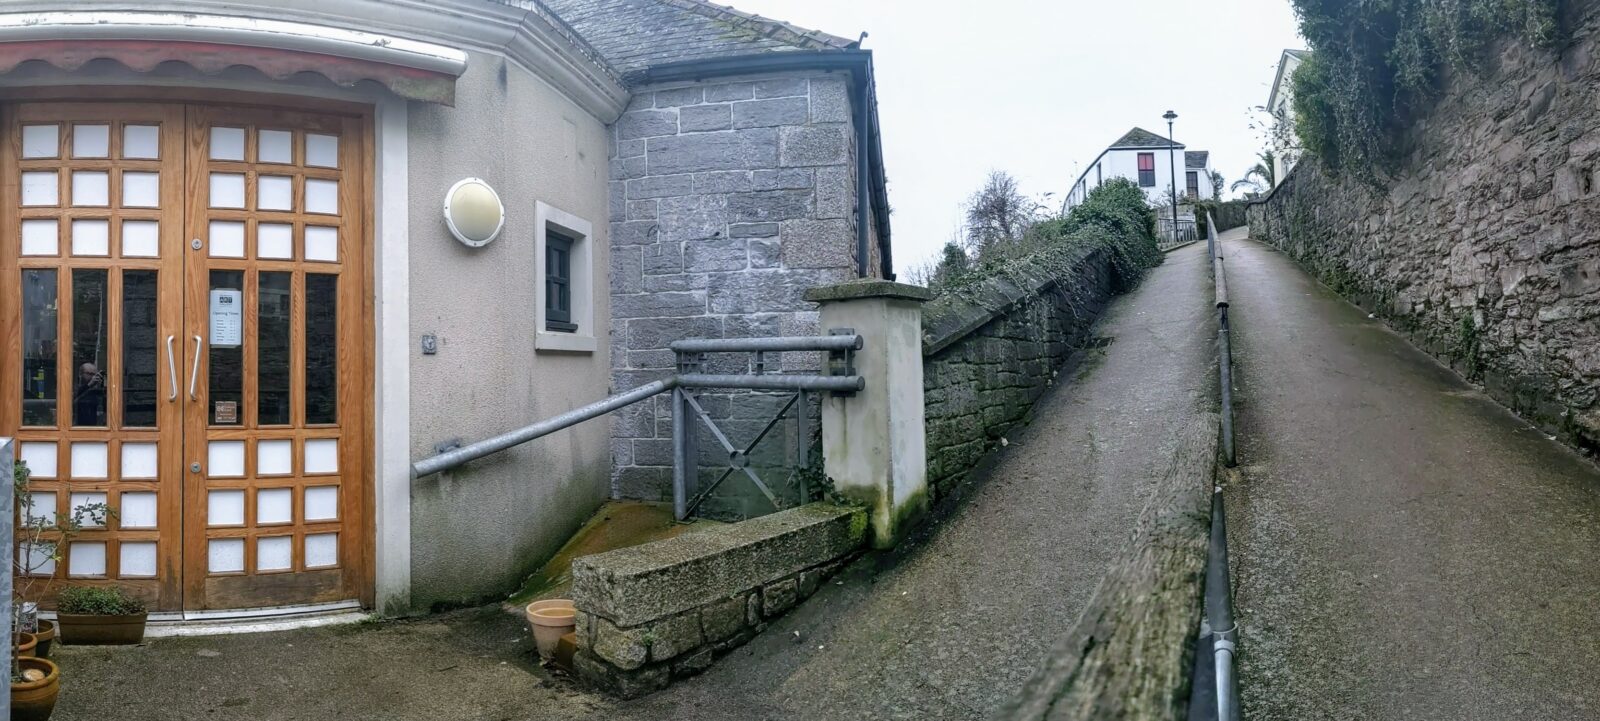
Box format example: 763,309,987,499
607,70,871,512
1247,8,1600,453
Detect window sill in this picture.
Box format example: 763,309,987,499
535,331,597,353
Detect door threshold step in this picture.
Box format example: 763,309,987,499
42,600,369,638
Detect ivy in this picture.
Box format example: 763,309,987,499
1291,0,1562,180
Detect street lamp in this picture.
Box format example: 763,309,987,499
1163,110,1179,247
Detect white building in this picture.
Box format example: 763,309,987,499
1267,49,1310,186
1063,127,1215,212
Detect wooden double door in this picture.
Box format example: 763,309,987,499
1,100,371,612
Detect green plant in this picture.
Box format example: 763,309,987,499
12,457,117,676
55,586,146,616
1230,150,1278,194
1289,0,1561,180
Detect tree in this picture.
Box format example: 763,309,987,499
963,171,1040,253
1210,170,1226,199
1230,150,1277,195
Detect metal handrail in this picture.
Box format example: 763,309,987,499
1206,211,1241,721
410,334,867,479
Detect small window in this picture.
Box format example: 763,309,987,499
1137,153,1156,187
1096,164,1102,187
1186,171,1199,199
535,201,596,353
545,231,577,333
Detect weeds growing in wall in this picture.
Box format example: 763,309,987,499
1291,0,1562,181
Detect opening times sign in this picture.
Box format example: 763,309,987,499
210,288,243,348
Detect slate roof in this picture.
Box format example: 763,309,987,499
1186,151,1209,169
1107,127,1184,150
539,0,860,85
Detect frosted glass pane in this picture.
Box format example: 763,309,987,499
306,133,339,167
69,542,106,577
210,127,245,161
70,492,108,527
70,442,109,478
257,488,292,524
304,439,338,474
21,219,58,256
257,536,292,571
72,171,109,206
19,442,57,477
72,219,110,256
305,179,338,215
122,171,160,207
209,220,245,258
121,442,159,479
258,175,293,211
305,226,338,262
304,486,338,521
22,125,58,158
119,491,158,528
21,543,55,576
258,439,293,475
305,533,338,568
208,440,245,477
120,541,158,577
258,223,293,259
208,489,245,526
72,124,110,158
23,492,56,527
21,172,58,206
123,125,160,159
122,220,160,257
209,173,245,208
259,130,292,164
208,538,245,573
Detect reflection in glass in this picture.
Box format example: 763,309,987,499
122,271,159,427
259,273,292,425
21,270,59,426
209,270,244,425
305,275,338,425
71,270,109,427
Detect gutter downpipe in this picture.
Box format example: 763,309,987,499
639,50,891,280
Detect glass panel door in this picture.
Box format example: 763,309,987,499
181,106,367,610
2,103,188,611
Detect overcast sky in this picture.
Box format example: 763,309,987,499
727,0,1306,272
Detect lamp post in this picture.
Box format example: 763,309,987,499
1163,110,1180,246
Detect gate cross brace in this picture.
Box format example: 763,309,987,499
681,390,800,516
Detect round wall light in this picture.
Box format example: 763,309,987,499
443,177,506,247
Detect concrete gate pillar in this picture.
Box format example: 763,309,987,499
804,280,932,548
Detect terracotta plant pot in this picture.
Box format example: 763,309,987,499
14,631,38,658
32,620,56,658
11,656,60,721
527,604,577,661
56,611,148,645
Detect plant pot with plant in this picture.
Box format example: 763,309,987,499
11,656,61,721
55,586,148,645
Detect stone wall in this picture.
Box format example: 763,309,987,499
571,503,865,698
606,70,873,509
920,248,1120,500
1247,9,1600,453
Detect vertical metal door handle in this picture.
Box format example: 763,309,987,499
165,335,178,401
189,335,203,400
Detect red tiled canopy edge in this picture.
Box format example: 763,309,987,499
0,11,468,105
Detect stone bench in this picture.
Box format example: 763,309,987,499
570,502,866,697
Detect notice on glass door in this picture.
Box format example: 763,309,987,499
210,289,243,348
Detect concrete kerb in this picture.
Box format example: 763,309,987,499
995,412,1220,720
570,503,866,697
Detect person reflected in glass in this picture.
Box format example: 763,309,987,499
74,362,106,426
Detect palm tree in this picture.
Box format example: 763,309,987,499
1230,150,1277,194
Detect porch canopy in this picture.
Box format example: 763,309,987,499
0,11,469,105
